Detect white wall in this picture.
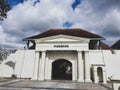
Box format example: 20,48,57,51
103,50,120,78
89,50,120,80
36,43,89,51
0,50,35,78
14,50,35,78
89,50,105,65
1,49,120,81
0,53,16,77
20,50,35,78
45,51,78,80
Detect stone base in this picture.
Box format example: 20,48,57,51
31,77,38,80
85,79,92,83
77,79,84,82
38,77,44,81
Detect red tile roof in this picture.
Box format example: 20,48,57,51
111,40,120,49
23,28,104,40
101,42,112,50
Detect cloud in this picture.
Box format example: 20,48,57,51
1,0,120,48
70,0,120,45
1,0,74,48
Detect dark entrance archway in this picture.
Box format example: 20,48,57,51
52,59,72,80
97,67,103,83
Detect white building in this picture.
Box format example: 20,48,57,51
0,28,120,84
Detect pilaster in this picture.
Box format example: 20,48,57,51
77,51,84,82
84,51,92,82
38,51,46,80
93,67,98,83
32,51,39,80
103,67,107,84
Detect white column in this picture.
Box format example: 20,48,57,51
32,51,39,80
72,61,76,81
94,66,98,83
77,51,84,82
85,51,92,82
38,51,46,80
103,67,107,84
48,60,52,80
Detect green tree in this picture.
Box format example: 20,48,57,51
0,0,10,20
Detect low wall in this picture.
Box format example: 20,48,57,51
0,50,35,78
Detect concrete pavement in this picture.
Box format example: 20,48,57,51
0,79,112,90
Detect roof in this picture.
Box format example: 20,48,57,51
101,42,112,50
23,28,104,40
111,40,120,49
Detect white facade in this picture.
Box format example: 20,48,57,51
0,34,120,83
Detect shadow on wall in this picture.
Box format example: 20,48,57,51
5,61,15,69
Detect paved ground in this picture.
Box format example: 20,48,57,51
0,79,113,90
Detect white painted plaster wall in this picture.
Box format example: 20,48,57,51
36,43,88,51
0,49,120,82
0,65,13,77
89,50,105,65
45,51,78,80
89,50,120,81
0,50,35,78
103,50,120,78
0,53,16,77
20,50,35,78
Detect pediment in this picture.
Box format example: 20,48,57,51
35,35,90,43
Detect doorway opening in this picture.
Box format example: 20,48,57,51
97,67,103,83
52,59,72,80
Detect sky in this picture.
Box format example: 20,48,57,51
0,0,120,48
8,0,24,8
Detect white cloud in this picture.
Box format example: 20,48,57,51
69,0,120,46
0,26,6,44
1,0,120,48
1,0,74,48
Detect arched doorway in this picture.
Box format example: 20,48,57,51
52,59,72,80
97,67,103,83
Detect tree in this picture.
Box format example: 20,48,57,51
0,0,10,20
0,47,17,62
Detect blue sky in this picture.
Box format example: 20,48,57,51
1,0,120,48
8,0,81,9
8,0,24,8
8,0,79,28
